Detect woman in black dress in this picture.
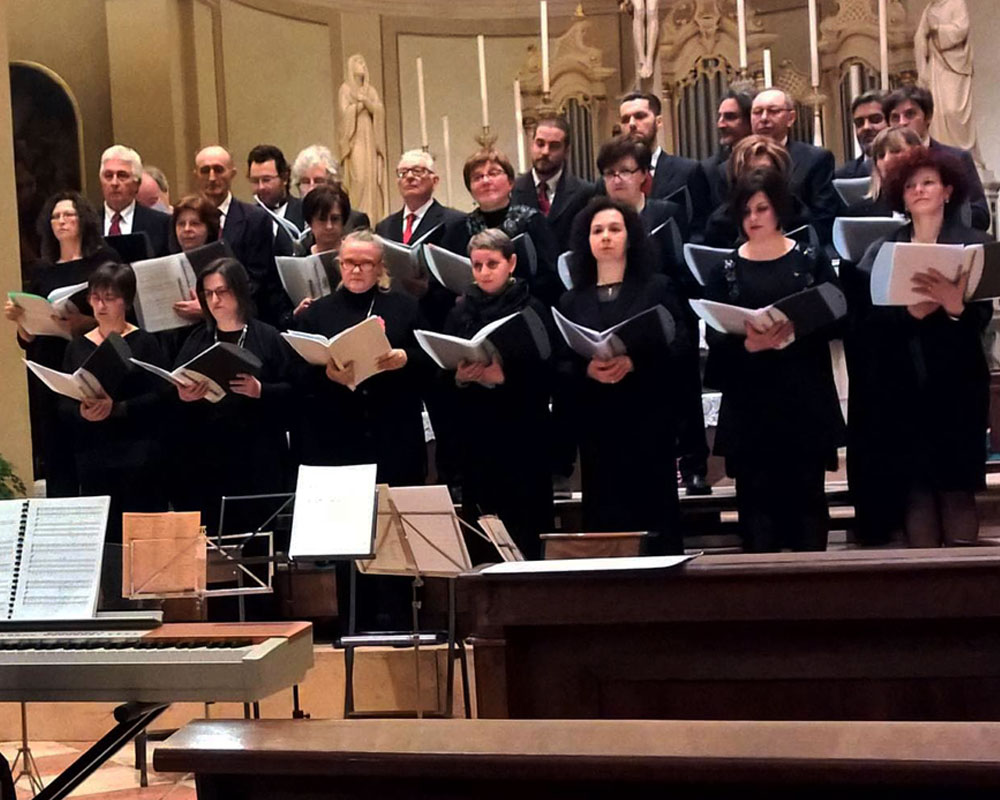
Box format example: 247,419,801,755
293,229,427,485
855,146,991,546
703,168,845,552
60,262,169,603
442,229,554,560
556,197,695,555
172,257,293,536
4,191,116,496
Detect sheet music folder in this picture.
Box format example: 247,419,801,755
288,464,379,560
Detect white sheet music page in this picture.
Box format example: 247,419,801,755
479,554,696,575
0,500,23,612
289,464,378,560
10,496,109,620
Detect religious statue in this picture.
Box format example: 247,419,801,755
621,0,660,81
914,0,983,167
338,54,387,222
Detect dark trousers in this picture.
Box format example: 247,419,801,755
734,455,830,553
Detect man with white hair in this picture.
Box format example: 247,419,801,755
375,150,463,245
291,143,369,232
98,144,172,256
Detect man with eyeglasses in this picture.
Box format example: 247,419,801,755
510,116,594,252
98,144,172,257
836,91,888,180
750,87,839,244
882,85,989,230
194,145,284,324
375,150,464,247
617,91,712,237
596,135,711,496
703,89,753,208
246,144,304,252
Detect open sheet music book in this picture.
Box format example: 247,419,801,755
683,244,731,287
422,243,474,294
275,251,335,306
0,496,110,620
414,307,551,370
833,177,872,207
690,283,847,346
556,251,574,290
25,331,133,402
288,464,378,561
282,316,392,390
377,224,442,284
254,195,303,241
664,185,693,224
358,484,472,578
832,216,908,262
8,282,90,339
870,240,1000,305
131,241,231,332
105,232,153,264
552,305,676,360
131,341,262,403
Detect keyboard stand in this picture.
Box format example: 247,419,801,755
35,701,168,800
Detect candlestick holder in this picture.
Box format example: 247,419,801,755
729,68,756,95
535,91,559,118
475,125,498,149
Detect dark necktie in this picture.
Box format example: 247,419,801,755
109,212,122,236
402,213,416,245
537,182,551,215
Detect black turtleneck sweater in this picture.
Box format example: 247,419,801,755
292,286,429,485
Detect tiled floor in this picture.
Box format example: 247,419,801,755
1,739,195,799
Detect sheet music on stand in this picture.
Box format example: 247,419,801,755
0,496,109,621
477,515,524,562
289,464,378,561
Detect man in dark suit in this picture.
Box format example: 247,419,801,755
98,145,172,257
376,149,465,244
618,91,712,237
247,144,304,255
883,85,990,230
751,88,840,244
836,91,887,180
195,145,286,324
703,89,753,207
510,116,594,252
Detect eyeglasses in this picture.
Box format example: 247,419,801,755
101,170,134,182
201,287,233,300
50,211,79,221
751,106,791,117
197,164,230,175
470,169,508,184
298,176,333,188
88,292,122,304
601,167,642,181
249,175,281,185
341,259,378,272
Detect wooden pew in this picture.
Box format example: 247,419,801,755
154,718,1000,798
460,549,1000,720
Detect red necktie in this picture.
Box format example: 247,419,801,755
402,213,416,245
109,212,122,236
537,182,551,215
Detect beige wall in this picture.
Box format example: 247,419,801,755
0,0,34,492
7,0,113,205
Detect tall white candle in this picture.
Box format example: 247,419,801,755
849,64,863,158
737,0,748,70
808,0,820,87
763,48,773,87
477,35,489,128
416,57,428,149
878,0,889,90
514,80,527,173
442,115,453,206
540,1,550,94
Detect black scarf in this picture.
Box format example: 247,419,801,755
457,279,531,332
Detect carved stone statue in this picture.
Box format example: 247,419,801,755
621,0,660,81
338,54,387,222
915,0,983,166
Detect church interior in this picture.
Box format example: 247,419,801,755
4,0,1000,797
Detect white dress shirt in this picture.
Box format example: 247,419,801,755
103,200,136,236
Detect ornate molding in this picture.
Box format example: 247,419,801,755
819,0,914,76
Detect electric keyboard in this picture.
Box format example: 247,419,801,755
0,622,313,703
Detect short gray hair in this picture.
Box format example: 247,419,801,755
100,145,143,182
144,165,169,193
467,228,514,259
340,229,390,290
397,149,435,171
291,144,340,189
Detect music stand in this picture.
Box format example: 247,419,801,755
344,485,479,719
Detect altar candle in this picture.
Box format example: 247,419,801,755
416,57,428,149
737,0,748,70
477,35,489,128
878,0,889,90
763,48,773,87
540,2,551,94
442,115,453,206
514,79,527,173
808,0,820,87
